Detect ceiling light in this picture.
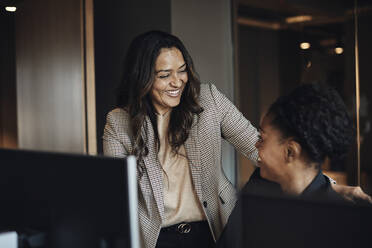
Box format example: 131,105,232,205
286,15,312,24
5,6,17,12
335,47,343,54
300,42,311,50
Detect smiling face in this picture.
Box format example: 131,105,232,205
150,47,188,115
255,114,288,184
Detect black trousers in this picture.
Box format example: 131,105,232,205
156,221,215,248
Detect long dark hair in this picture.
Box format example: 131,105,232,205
117,30,203,161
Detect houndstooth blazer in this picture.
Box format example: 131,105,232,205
103,83,259,248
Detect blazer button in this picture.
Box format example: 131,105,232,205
203,201,207,208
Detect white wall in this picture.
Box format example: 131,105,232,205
171,0,237,185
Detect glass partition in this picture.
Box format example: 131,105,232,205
236,0,371,189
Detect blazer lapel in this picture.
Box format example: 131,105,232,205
141,116,165,221
184,115,203,201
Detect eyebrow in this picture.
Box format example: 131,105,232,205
155,63,186,73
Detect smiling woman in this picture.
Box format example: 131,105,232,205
151,47,188,115
114,31,203,161
255,83,356,198
102,30,260,248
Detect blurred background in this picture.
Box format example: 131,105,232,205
1,0,371,194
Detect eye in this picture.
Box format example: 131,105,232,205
257,134,263,142
158,74,169,79
178,68,187,73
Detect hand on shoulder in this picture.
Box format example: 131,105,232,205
332,184,372,204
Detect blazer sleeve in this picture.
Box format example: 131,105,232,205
208,83,259,164
102,109,131,158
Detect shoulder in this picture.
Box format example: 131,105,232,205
198,83,221,120
107,107,129,119
105,108,131,132
241,168,282,196
320,175,350,203
200,82,214,94
106,108,130,122
199,83,227,108
199,83,219,98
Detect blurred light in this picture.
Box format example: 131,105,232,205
335,47,344,54
306,61,312,68
286,15,312,24
300,42,311,50
5,6,17,12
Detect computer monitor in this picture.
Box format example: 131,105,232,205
220,191,372,248
0,148,139,248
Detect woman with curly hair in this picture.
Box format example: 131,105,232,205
216,82,371,248
254,82,356,199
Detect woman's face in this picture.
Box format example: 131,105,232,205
150,47,188,115
255,114,288,184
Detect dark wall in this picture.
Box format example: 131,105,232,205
359,15,372,194
0,9,17,148
238,25,261,128
94,0,171,153
238,25,282,128
278,30,302,96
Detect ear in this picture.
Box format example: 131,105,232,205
285,140,301,163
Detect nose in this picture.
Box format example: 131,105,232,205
170,73,183,88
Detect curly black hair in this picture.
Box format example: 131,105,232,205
267,82,356,165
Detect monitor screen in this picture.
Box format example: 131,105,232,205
0,148,139,248
219,191,372,248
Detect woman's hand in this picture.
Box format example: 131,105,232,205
332,184,372,204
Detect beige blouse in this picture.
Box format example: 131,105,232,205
156,111,206,227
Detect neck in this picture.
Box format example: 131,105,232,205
279,164,319,196
155,108,171,116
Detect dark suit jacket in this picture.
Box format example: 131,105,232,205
216,168,348,248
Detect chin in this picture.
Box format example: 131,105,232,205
166,100,181,108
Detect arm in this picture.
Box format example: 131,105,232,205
208,83,259,164
207,84,343,186
102,109,131,158
332,184,372,204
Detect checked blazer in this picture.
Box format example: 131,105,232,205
103,83,259,248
